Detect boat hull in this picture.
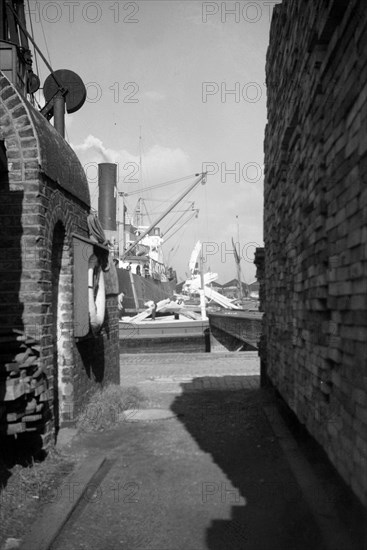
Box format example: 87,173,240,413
119,317,210,354
117,268,176,313
207,310,263,349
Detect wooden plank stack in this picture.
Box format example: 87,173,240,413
0,330,50,436
263,0,367,507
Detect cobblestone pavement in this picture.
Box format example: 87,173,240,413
49,352,365,550
119,353,260,407
120,352,259,389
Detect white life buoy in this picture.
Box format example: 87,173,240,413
88,254,106,334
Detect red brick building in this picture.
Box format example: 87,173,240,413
0,72,119,445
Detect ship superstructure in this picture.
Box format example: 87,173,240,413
97,162,206,312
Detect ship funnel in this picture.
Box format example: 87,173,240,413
98,163,117,231
98,163,118,254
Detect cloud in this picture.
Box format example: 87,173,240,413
72,135,120,163
65,114,74,131
144,144,190,175
70,135,191,210
144,91,166,101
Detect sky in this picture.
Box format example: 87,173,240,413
25,0,279,283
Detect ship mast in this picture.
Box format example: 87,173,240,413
137,126,143,226
233,215,244,303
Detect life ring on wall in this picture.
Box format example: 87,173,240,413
88,254,106,334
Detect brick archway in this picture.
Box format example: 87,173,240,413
51,221,72,437
46,197,74,434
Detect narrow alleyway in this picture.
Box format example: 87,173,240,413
27,353,366,550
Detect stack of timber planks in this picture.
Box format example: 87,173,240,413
0,330,50,436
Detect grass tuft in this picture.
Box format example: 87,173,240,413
0,446,75,548
76,384,147,432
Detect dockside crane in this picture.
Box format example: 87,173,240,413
119,172,207,260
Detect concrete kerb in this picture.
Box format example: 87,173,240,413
263,405,355,550
19,456,107,550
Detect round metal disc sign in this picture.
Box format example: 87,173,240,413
43,69,87,114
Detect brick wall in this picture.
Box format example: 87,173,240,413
263,0,367,506
0,72,119,445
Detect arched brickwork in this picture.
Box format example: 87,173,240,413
50,221,67,438
0,72,119,445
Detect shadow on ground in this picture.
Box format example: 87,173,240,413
171,376,366,550
0,433,46,492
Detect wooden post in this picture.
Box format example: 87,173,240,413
199,249,207,320
129,270,140,312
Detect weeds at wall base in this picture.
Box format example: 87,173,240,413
75,384,148,433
